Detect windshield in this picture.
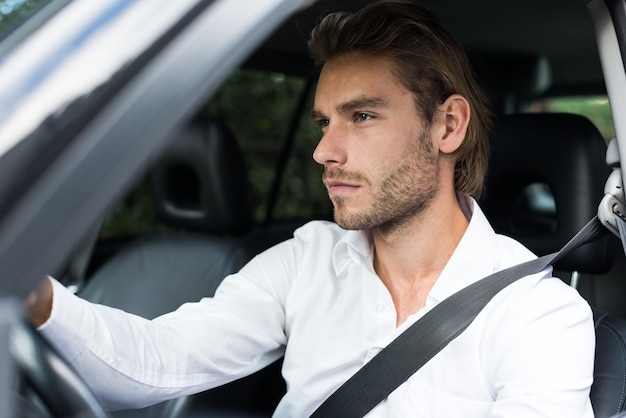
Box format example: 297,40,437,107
0,0,200,230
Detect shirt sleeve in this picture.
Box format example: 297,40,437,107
39,241,293,410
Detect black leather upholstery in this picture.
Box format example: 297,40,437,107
79,235,250,318
150,117,253,235
470,52,551,112
593,310,626,417
80,117,255,317
481,113,625,418
482,112,614,273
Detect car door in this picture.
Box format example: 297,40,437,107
0,0,314,416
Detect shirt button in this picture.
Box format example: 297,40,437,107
375,304,386,313
364,347,383,363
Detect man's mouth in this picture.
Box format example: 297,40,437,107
324,179,361,197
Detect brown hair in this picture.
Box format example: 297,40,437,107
308,0,493,198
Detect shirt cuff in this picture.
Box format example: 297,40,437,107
38,277,94,363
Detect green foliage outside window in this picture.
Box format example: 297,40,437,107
530,95,615,141
0,0,48,40
102,70,329,237
205,70,328,222
101,179,164,238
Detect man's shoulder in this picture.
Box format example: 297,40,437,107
493,233,538,267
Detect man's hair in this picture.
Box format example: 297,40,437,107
308,0,493,198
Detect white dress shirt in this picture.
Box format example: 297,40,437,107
41,197,595,417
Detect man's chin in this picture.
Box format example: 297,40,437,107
333,210,373,231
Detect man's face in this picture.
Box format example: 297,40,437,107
312,53,441,232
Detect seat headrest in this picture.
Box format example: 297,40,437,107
150,116,253,235
480,113,615,273
469,52,551,112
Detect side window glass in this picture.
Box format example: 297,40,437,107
0,0,51,40
205,70,327,222
528,95,615,142
100,178,164,239
101,69,329,239
271,90,330,221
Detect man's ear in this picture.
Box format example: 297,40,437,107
438,94,470,154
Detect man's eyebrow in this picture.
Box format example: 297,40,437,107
310,96,388,121
337,96,388,114
311,109,326,121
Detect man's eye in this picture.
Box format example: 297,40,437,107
316,119,329,128
355,113,372,122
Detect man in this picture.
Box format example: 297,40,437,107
27,1,594,416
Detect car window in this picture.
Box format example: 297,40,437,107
205,70,327,223
0,0,54,41
528,95,615,141
101,69,330,239
271,96,331,222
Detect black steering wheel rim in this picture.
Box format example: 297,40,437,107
11,320,108,418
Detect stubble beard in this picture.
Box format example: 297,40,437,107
329,132,441,233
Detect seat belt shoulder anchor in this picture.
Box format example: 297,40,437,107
599,166,626,237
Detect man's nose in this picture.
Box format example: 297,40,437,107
312,124,347,167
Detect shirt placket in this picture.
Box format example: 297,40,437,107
363,273,397,364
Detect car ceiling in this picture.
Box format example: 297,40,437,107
252,0,603,96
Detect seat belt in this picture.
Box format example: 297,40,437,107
311,215,609,418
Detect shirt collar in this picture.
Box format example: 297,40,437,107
330,196,500,295
427,196,500,304
332,228,372,276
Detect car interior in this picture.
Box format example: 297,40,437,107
6,0,626,417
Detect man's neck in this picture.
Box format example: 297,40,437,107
372,193,470,326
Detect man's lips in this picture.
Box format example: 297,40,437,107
324,179,361,197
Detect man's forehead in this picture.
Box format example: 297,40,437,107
315,54,407,99
313,76,410,116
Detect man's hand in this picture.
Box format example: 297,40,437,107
24,277,53,327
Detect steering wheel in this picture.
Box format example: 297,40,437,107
11,320,108,418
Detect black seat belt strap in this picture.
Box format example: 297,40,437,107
311,216,607,418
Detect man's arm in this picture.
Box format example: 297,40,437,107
20,250,289,411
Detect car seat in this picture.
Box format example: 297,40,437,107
79,116,255,317
480,112,625,418
78,116,287,417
